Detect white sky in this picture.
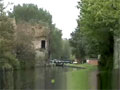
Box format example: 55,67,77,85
4,0,79,39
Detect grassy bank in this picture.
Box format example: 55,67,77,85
66,63,97,90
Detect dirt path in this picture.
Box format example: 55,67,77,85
89,70,98,90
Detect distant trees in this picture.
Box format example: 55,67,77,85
49,27,63,59
70,0,120,70
61,39,71,60
8,4,52,26
49,26,72,60
70,28,86,63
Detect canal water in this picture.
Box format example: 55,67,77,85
0,67,77,90
0,67,119,90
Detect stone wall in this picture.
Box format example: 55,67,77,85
15,21,50,66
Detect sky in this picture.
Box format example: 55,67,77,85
4,0,79,39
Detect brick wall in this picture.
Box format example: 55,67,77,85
87,60,98,65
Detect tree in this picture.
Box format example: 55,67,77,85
61,39,71,60
8,4,52,26
0,1,19,69
0,0,5,16
72,0,120,70
70,27,86,63
49,27,63,59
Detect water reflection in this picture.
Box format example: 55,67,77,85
0,70,14,89
0,67,71,90
0,67,119,90
98,71,113,89
97,69,120,90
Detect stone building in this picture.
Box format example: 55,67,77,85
31,24,50,66
11,19,50,66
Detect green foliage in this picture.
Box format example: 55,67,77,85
0,15,19,69
0,0,5,16
0,1,19,69
8,4,52,26
50,30,72,60
70,28,87,63
49,27,63,59
15,24,35,69
70,0,120,70
61,39,71,60
0,52,20,69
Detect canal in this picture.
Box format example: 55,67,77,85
0,67,79,90
0,66,119,90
